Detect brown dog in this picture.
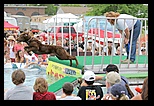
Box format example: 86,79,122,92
16,31,78,66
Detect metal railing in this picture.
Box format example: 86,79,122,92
46,17,81,56
83,17,148,72
46,16,148,72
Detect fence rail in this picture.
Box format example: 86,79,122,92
83,17,148,72
41,16,148,72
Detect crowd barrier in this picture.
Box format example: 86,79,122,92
84,17,148,72
46,16,148,73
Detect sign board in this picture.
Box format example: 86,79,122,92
46,61,82,80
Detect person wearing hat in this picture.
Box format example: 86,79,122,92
77,71,103,100
7,35,16,41
81,64,129,87
102,83,129,100
96,64,129,85
84,39,93,52
105,71,130,99
103,38,116,56
7,35,16,62
105,72,121,93
95,64,132,99
110,83,129,100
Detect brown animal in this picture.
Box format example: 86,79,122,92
16,31,78,66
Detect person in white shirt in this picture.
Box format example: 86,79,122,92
103,38,116,56
23,51,39,68
24,51,38,62
104,11,141,63
7,36,16,62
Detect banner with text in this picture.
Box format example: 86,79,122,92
46,61,82,79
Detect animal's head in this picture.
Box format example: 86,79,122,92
16,31,33,42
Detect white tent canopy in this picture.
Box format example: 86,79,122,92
73,19,83,33
43,18,50,24
43,13,80,24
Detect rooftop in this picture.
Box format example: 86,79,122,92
59,6,92,15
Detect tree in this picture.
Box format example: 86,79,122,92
27,4,148,18
85,4,148,18
60,4,81,7
45,4,57,15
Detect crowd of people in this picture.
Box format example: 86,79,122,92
4,30,48,67
4,11,148,100
4,30,148,100
4,64,148,100
4,29,147,66
4,29,148,100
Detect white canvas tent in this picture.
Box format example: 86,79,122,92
43,18,51,24
43,13,79,24
73,19,83,33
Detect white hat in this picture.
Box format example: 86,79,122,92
106,71,121,84
88,39,92,43
82,71,95,81
107,38,113,42
7,36,15,41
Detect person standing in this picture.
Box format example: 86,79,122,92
7,35,16,62
104,11,141,63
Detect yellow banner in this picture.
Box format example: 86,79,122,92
46,61,81,79
4,28,18,30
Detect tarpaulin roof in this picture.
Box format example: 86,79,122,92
43,13,79,23
4,21,19,30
